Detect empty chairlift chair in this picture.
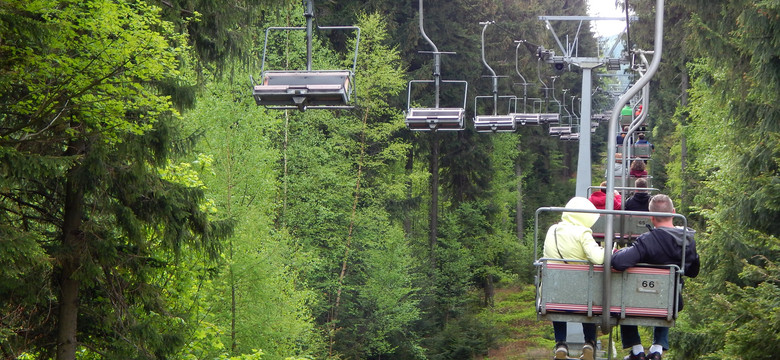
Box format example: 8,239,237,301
251,0,360,111
510,41,560,127
473,21,516,133
405,80,468,131
405,0,468,131
474,110,516,132
253,70,354,109
549,125,572,136
406,106,467,131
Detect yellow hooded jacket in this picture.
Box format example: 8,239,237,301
543,197,604,265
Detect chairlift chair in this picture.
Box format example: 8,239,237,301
406,103,467,131
534,207,691,328
251,0,360,111
405,0,468,131
549,126,572,136
510,54,562,128
560,132,580,141
473,22,517,133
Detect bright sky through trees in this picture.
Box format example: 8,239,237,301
587,0,629,37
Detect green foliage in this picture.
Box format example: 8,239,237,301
0,0,231,358
177,74,321,360
655,1,780,358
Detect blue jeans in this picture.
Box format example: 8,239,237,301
553,321,597,344
620,325,669,350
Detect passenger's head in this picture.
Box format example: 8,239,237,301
634,177,648,190
600,181,607,193
631,160,646,172
637,133,646,140
562,196,599,228
649,194,674,223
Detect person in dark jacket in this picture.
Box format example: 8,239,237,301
611,194,700,360
624,178,651,212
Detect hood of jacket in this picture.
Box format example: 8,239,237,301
561,197,600,228
656,226,696,247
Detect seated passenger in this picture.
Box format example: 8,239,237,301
630,160,648,177
617,125,629,145
612,195,700,360
635,132,654,151
589,181,621,210
625,178,651,211
543,197,603,360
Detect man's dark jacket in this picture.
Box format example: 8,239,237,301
612,226,700,309
625,192,651,211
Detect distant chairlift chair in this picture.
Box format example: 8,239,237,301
405,0,468,131
251,0,359,111
473,22,516,133
510,41,560,127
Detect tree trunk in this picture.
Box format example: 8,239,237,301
680,67,689,212
429,132,439,272
404,148,413,237
56,169,84,360
515,140,524,242
483,273,495,307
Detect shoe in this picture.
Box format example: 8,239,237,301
623,352,646,360
580,342,595,360
646,352,662,360
554,342,569,359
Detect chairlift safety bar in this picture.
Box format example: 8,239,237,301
258,26,361,76
406,79,469,111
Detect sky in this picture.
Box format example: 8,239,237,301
587,0,629,37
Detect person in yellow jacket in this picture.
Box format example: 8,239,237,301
543,197,604,360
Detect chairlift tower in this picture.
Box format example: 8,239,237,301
536,15,638,197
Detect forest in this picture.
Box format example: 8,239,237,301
0,0,777,359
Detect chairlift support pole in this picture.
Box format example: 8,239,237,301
536,15,642,197
604,0,665,332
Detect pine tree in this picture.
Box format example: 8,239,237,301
0,1,229,358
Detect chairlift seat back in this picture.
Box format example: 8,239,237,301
536,260,679,327
560,133,580,141
540,113,560,124
613,175,653,189
406,107,465,131
474,115,516,132
591,214,652,245
512,113,541,125
253,70,352,109
549,126,572,136
633,144,652,158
